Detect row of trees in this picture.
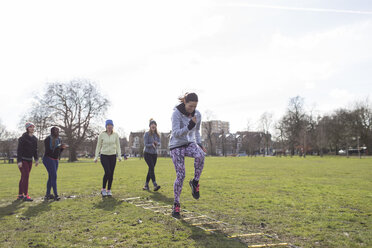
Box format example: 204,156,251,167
1,79,371,160
201,96,372,157
275,96,372,156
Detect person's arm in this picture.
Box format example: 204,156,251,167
33,138,39,162
59,138,64,156
195,113,202,147
156,135,161,147
171,111,190,138
44,137,51,156
116,134,122,161
94,133,102,161
144,132,153,148
17,137,23,165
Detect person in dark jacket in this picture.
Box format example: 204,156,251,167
16,122,39,201
143,118,161,191
42,127,68,201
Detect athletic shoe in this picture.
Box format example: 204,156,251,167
106,190,112,197
54,195,61,201
17,195,24,200
101,189,107,197
23,195,33,202
154,185,161,191
172,203,181,219
142,185,149,191
44,194,54,200
189,179,200,199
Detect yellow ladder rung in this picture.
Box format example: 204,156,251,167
191,221,221,226
248,243,289,248
229,233,264,238
144,206,169,209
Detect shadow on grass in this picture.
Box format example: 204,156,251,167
23,200,52,218
94,196,123,211
148,191,174,205
186,224,246,248
0,200,24,220
147,192,246,247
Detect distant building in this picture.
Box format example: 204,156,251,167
128,131,145,157
202,120,229,139
128,131,171,157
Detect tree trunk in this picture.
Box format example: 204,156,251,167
69,145,78,162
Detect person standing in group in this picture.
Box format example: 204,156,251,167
169,93,207,218
16,122,39,201
143,118,161,191
43,127,68,201
94,120,122,197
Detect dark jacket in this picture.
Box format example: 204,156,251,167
44,136,64,160
17,132,38,162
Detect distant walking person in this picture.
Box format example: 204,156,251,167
143,118,161,191
94,120,122,197
169,93,207,218
16,122,39,201
43,127,68,201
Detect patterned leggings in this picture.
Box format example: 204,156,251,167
170,143,205,204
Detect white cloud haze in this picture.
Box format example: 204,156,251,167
0,0,371,137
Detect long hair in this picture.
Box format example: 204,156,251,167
148,118,160,137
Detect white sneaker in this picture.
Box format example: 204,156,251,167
101,189,107,197
106,190,112,197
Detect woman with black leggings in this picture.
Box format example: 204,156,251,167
94,120,122,197
143,119,161,191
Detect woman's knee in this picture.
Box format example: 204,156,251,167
196,151,205,161
177,172,185,181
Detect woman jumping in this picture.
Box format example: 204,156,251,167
143,118,161,191
169,93,207,218
94,120,122,197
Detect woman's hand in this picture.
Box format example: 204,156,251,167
35,161,39,167
202,147,207,153
94,158,98,163
61,144,69,149
17,162,22,168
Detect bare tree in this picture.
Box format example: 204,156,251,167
23,79,109,162
259,112,273,156
279,96,307,156
0,119,5,140
202,110,216,155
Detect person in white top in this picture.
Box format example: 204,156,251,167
94,119,122,197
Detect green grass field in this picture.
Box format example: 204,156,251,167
0,156,371,247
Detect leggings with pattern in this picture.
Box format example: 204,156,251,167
170,143,205,204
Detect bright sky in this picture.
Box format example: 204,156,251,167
1,0,372,137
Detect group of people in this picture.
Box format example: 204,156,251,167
17,124,66,201
16,92,206,218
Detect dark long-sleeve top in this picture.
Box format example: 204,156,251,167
44,136,64,160
17,132,38,162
